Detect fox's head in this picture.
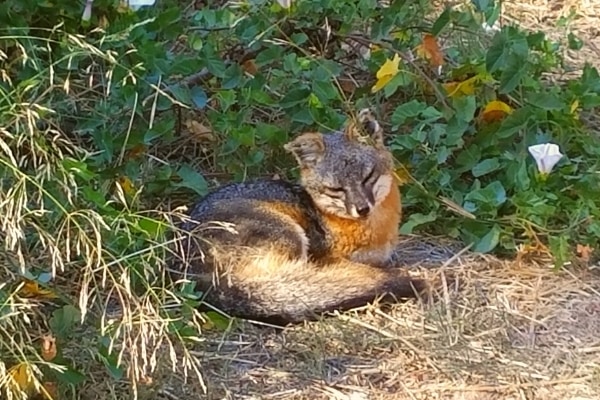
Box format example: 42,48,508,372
284,108,396,220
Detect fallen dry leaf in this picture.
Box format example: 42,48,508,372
41,334,57,362
18,280,58,299
242,59,258,75
415,34,444,72
184,119,215,142
42,381,58,399
576,243,593,262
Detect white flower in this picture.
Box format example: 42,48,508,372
528,143,564,175
81,0,93,22
128,0,156,11
276,0,292,8
482,22,501,33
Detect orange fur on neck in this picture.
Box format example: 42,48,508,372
321,176,401,262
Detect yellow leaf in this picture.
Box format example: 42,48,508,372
8,362,35,395
570,99,580,119
480,100,513,123
18,280,57,299
371,53,401,93
117,176,136,196
442,75,479,98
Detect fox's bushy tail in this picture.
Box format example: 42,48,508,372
198,249,426,326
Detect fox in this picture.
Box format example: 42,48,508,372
171,108,426,326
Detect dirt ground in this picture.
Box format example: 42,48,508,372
81,1,600,399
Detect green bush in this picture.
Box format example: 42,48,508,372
0,0,599,397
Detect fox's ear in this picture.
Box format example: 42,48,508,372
344,108,384,148
284,132,325,167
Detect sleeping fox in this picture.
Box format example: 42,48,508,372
172,108,426,326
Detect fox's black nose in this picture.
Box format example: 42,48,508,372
356,205,370,217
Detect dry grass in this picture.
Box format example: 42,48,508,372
75,236,600,400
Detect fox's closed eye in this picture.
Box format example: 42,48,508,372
362,169,377,185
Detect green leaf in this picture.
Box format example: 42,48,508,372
63,158,95,182
526,92,564,110
499,63,526,93
255,122,287,144
232,125,255,147
137,217,162,237
580,64,600,92
472,0,493,13
445,117,469,146
280,88,311,108
49,305,81,339
400,212,438,234
431,7,451,36
384,71,413,98
256,45,285,66
453,96,477,123
82,186,108,208
291,108,314,124
37,272,53,284
473,224,501,253
436,146,452,164
568,32,583,50
190,36,203,51
312,80,338,102
549,235,570,269
506,160,531,191
176,165,208,195
97,347,125,380
456,144,482,172
472,157,500,177
191,86,207,109
222,64,243,89
290,32,309,45
216,90,237,111
204,311,234,330
201,46,227,78
486,27,529,74
391,100,426,125
170,85,192,105
54,365,86,385
486,32,508,73
495,107,532,138
464,181,506,211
